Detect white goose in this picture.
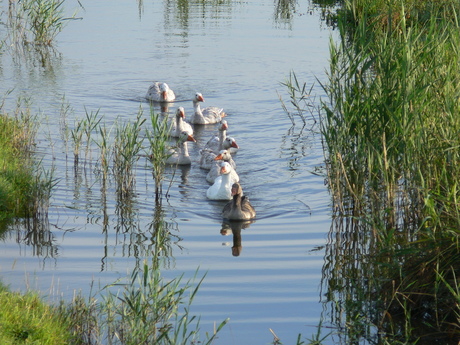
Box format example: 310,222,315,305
206,150,238,184
190,92,226,124
146,82,175,102
165,131,196,165
203,120,228,153
200,137,239,170
206,162,234,200
170,107,193,138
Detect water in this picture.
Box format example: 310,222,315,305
0,1,335,344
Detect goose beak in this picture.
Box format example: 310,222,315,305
220,165,229,174
161,91,167,100
187,135,196,142
197,94,204,102
215,153,223,160
231,141,239,149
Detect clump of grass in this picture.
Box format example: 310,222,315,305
70,108,102,165
113,111,145,198
279,72,317,127
94,122,114,186
297,0,460,342
70,117,84,165
7,0,80,46
103,263,228,345
0,282,73,344
62,262,228,345
145,106,174,200
0,107,51,225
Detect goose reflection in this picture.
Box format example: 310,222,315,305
220,220,255,257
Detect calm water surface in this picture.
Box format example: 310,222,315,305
0,1,335,344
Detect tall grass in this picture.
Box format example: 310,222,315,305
61,262,228,345
7,0,79,46
113,111,145,199
283,0,460,342
0,282,74,344
0,102,54,227
145,106,174,200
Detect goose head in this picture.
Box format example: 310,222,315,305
215,150,232,161
178,131,196,143
176,107,186,119
222,137,239,150
194,92,205,102
160,83,170,100
220,161,232,175
219,120,228,131
231,183,243,196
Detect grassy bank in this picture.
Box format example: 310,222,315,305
0,282,73,344
0,109,50,227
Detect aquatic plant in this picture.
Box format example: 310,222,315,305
8,0,79,46
94,122,113,185
145,106,174,200
284,0,460,343
61,262,228,345
70,117,84,165
112,111,145,199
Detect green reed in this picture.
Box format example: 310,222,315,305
94,122,113,185
14,0,79,46
113,111,145,198
145,106,173,200
61,262,228,345
279,72,317,126
307,0,460,342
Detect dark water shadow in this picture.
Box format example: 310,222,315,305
220,219,255,257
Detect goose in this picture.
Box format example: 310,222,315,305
222,183,256,220
190,92,226,124
206,150,238,184
171,107,193,137
200,137,239,170
146,82,175,102
206,162,234,200
203,120,228,153
165,131,196,165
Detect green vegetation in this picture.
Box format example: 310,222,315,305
7,0,79,46
0,106,52,227
0,264,227,345
0,282,73,344
145,106,174,200
285,0,460,343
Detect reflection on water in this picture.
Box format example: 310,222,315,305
220,219,254,257
8,217,58,260
274,0,298,28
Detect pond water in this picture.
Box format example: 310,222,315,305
0,1,336,344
